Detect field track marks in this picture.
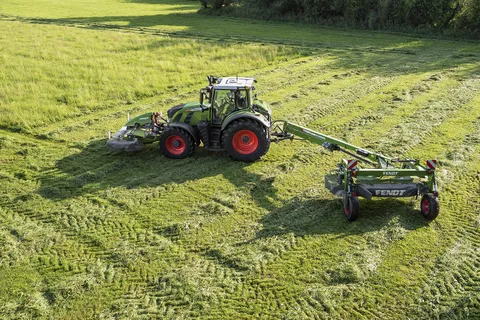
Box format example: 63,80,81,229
2,192,226,317
409,139,480,318
361,115,480,318
0,205,133,315
114,254,248,318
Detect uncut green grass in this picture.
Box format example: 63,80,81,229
1,0,480,319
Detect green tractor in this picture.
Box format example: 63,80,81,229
107,76,272,162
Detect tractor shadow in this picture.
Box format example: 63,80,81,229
252,196,429,241
203,196,429,273
37,139,279,211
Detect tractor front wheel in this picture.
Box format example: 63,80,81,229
223,119,269,162
159,127,194,159
420,193,439,220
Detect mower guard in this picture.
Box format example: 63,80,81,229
106,126,144,153
106,138,143,153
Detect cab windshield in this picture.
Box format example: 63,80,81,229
213,89,248,122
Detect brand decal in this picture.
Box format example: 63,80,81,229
139,117,149,120
375,190,406,196
383,171,398,176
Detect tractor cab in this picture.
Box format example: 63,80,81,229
200,76,255,125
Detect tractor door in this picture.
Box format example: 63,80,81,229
212,89,248,125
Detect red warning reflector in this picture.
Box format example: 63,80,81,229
347,159,358,170
426,160,437,170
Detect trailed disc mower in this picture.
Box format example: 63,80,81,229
107,76,439,221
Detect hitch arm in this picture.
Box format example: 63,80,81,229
276,121,392,167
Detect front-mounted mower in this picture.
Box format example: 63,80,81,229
107,76,439,221
107,76,271,162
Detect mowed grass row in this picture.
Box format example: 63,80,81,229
1,0,480,318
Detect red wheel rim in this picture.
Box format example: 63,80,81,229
421,199,430,214
165,135,185,155
232,130,258,155
344,200,350,215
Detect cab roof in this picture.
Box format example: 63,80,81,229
213,77,256,90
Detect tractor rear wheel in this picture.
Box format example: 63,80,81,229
344,195,359,221
159,127,194,159
223,119,269,162
420,193,439,220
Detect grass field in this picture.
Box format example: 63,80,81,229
1,0,480,319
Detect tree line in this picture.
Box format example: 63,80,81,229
201,0,480,36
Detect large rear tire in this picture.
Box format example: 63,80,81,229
223,119,269,162
420,193,439,220
159,127,194,159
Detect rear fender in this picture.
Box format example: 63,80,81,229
168,122,200,146
221,113,270,131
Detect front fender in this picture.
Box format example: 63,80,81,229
221,113,270,131
168,122,200,145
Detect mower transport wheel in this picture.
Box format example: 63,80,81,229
344,195,359,221
223,119,269,162
159,127,194,159
420,193,439,220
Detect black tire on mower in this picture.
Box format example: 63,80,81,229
222,119,269,162
159,127,195,159
420,193,439,220
344,196,359,221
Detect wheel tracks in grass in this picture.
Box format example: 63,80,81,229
123,256,247,318
2,195,220,318
358,118,480,318
1,182,197,281
407,146,480,318
0,206,130,314
117,258,244,318
11,180,263,317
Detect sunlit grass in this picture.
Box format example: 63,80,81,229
1,0,480,319
0,20,300,130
